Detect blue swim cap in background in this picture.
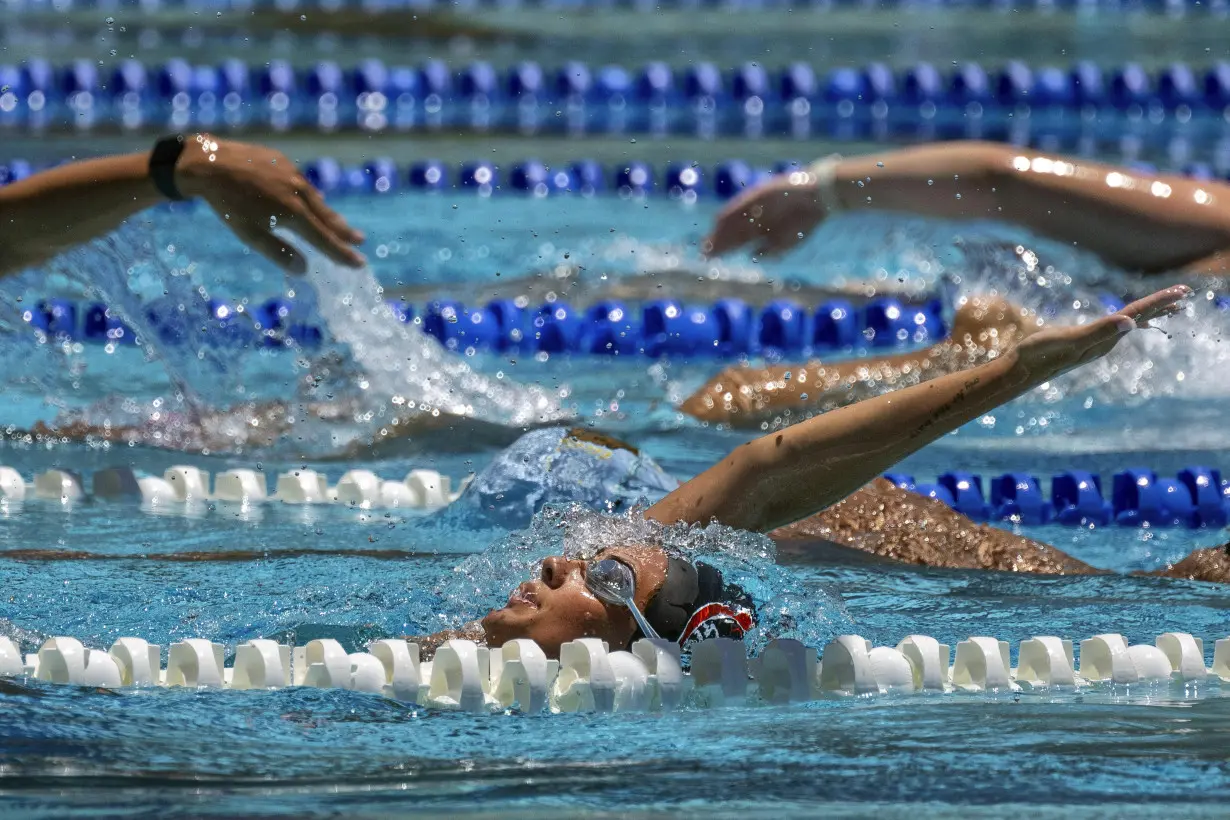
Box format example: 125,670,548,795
447,426,680,529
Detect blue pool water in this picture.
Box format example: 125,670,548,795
0,192,1228,815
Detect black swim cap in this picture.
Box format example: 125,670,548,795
633,555,755,651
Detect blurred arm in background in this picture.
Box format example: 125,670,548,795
705,140,1230,276
0,134,365,278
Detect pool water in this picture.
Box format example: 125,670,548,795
0,191,1228,816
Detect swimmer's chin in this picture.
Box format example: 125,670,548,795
479,607,522,646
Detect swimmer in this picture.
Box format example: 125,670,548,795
685,141,1230,427
0,133,365,278
18,392,537,458
449,424,1227,582
414,286,1217,658
704,141,1230,276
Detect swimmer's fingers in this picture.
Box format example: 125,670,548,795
299,181,366,246
230,223,307,275
1114,285,1192,328
1069,285,1192,362
284,199,367,269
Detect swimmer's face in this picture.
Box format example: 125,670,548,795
481,545,669,659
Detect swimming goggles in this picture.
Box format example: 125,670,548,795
586,557,661,641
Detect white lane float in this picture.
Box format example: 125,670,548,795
0,466,26,501
214,469,268,504
2,631,1225,712
1080,634,1180,684
1015,637,1077,688
33,469,84,503
1,464,469,512
231,640,292,690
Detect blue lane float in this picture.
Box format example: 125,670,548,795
7,58,1230,137
21,290,1152,356
888,467,1230,529
20,295,954,357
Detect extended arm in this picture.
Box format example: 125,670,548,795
648,286,1188,533
0,136,364,278
706,141,1230,275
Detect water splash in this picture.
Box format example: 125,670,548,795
304,249,569,428
0,221,571,450
48,226,251,415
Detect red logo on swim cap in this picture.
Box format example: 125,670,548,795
678,602,755,650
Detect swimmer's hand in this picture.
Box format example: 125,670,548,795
703,171,828,259
1012,285,1191,382
176,137,366,273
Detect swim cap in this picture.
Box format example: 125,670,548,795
636,556,755,651
450,426,679,528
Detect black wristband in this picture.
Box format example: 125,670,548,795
149,134,187,201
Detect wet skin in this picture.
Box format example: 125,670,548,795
480,545,669,659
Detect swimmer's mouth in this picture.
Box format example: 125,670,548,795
508,583,539,609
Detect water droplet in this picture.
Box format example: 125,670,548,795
876,161,884,167
104,16,114,24
927,179,934,186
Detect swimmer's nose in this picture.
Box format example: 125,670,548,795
541,556,567,588
541,555,584,589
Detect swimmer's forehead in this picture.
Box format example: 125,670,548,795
564,542,666,561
